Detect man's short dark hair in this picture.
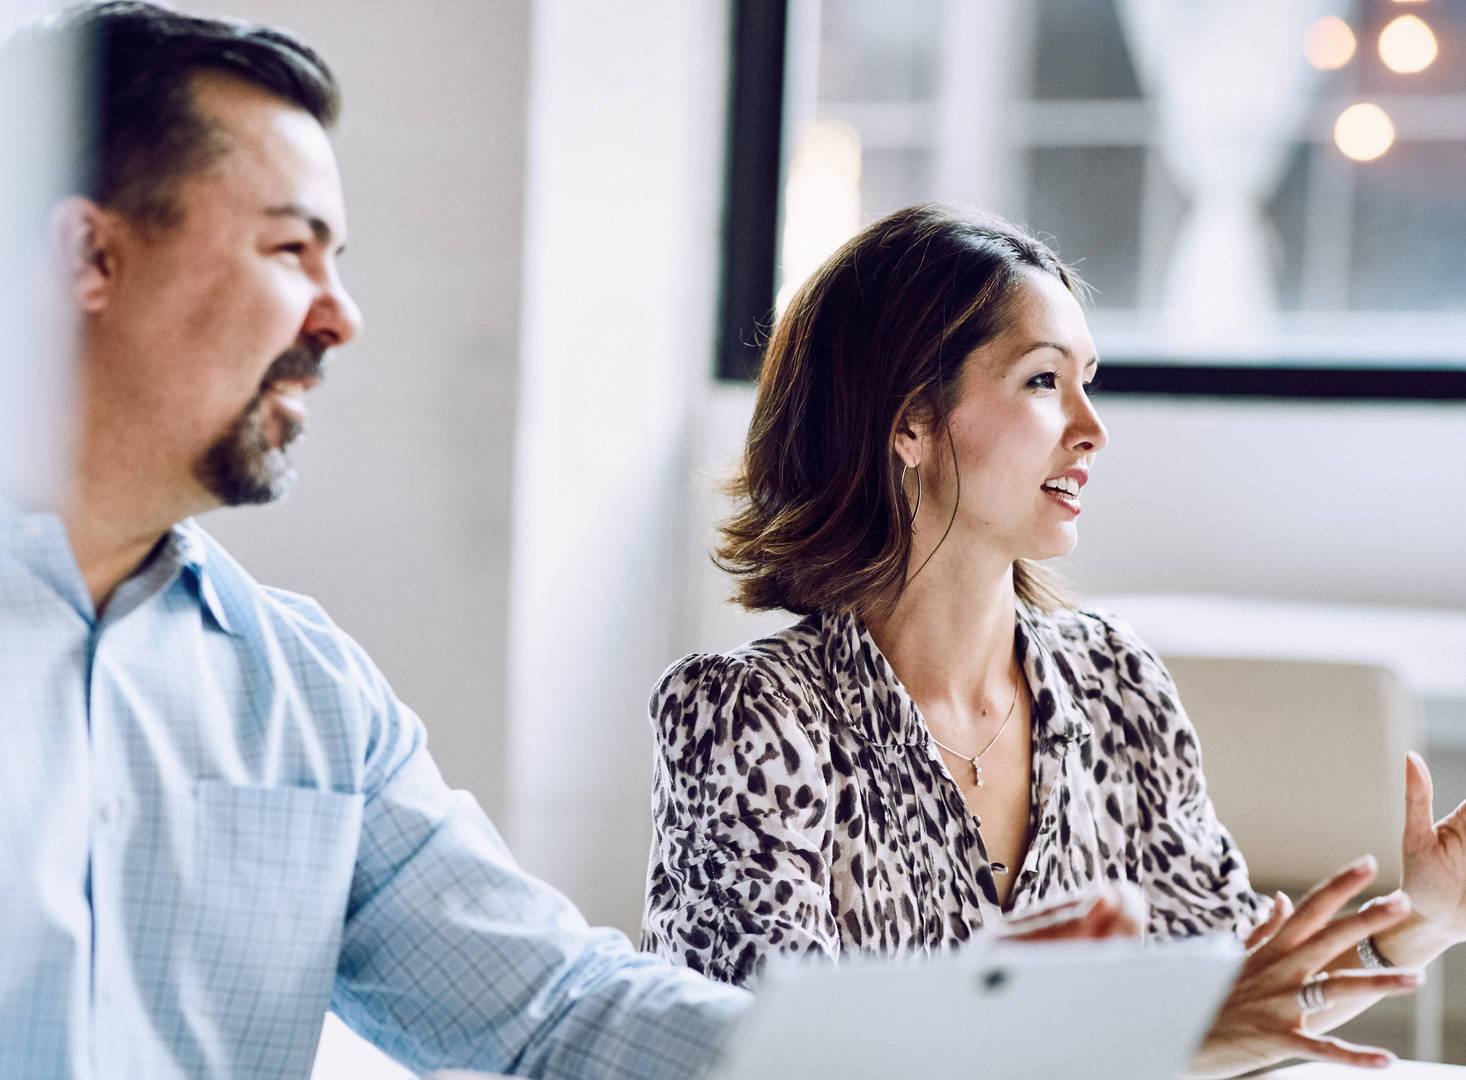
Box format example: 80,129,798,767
14,1,341,226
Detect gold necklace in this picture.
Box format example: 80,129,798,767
927,682,1020,789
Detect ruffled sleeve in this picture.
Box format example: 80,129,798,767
640,652,838,986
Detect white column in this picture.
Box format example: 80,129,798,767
508,0,731,932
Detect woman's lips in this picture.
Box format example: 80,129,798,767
1042,486,1081,515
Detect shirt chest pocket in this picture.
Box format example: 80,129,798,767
185,781,364,1063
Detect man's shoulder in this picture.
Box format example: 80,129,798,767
183,522,387,700
186,522,335,631
181,523,424,790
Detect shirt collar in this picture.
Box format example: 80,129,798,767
819,602,1093,753
1,503,237,637
0,494,53,548
1013,603,1094,753
821,608,925,746
171,520,237,637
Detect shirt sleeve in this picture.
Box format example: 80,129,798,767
1103,619,1272,940
328,663,751,1080
640,652,839,987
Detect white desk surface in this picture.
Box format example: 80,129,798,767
1271,1062,1466,1077
426,1061,1466,1079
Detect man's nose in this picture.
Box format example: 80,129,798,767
305,271,363,348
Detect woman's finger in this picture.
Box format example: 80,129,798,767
1244,891,1290,952
1000,893,1101,940
1284,893,1413,979
1261,856,1377,956
1284,1030,1395,1070
1403,751,1437,856
1293,968,1424,1012
1085,883,1146,940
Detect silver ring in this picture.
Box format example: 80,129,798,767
1297,977,1328,1014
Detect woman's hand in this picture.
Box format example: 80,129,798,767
1395,751,1466,955
1182,857,1423,1079
998,882,1147,942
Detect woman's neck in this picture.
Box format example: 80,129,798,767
864,555,1020,712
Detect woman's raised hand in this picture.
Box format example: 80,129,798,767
1397,751,1466,953
1182,856,1423,1079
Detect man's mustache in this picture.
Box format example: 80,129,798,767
261,335,329,386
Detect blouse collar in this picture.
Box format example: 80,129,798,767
819,602,1094,754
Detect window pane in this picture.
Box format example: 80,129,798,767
1358,1,1466,95
1350,141,1466,311
859,146,935,222
1265,142,1311,312
818,1,939,103
1031,0,1142,101
1024,146,1145,309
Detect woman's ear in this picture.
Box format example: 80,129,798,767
892,406,926,470
51,196,120,315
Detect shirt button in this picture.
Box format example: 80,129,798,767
97,799,122,824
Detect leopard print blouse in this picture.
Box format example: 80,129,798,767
640,603,1268,987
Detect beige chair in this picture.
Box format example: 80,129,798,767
1162,655,1436,1057
1164,656,1416,891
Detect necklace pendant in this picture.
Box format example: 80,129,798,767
973,760,984,787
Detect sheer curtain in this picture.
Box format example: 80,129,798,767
1115,0,1349,344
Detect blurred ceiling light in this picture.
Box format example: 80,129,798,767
1305,16,1357,70
1334,102,1395,161
776,121,862,316
1379,14,1438,73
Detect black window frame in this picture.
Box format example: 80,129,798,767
714,0,1466,401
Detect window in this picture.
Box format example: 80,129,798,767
717,0,1466,398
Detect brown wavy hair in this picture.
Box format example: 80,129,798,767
717,204,1085,618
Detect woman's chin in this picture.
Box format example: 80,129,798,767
1025,526,1080,563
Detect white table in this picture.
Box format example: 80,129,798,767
1272,1062,1466,1076
1093,594,1466,748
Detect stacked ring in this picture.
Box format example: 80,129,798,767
1296,977,1328,1014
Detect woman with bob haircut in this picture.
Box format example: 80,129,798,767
642,204,1466,1075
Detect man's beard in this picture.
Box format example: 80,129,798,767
195,339,326,507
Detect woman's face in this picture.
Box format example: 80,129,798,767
905,269,1107,567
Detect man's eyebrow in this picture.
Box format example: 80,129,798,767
263,203,346,253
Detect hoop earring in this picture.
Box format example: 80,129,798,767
900,464,922,523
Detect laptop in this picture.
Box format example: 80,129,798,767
709,936,1242,1080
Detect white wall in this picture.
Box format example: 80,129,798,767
1059,397,1466,609
507,0,731,932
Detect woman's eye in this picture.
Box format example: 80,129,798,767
1083,379,1100,394
1027,372,1057,391
277,242,308,257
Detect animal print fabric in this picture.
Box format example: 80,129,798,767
640,603,1269,987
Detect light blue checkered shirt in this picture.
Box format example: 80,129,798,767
0,505,750,1079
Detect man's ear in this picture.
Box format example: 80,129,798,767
51,196,121,315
